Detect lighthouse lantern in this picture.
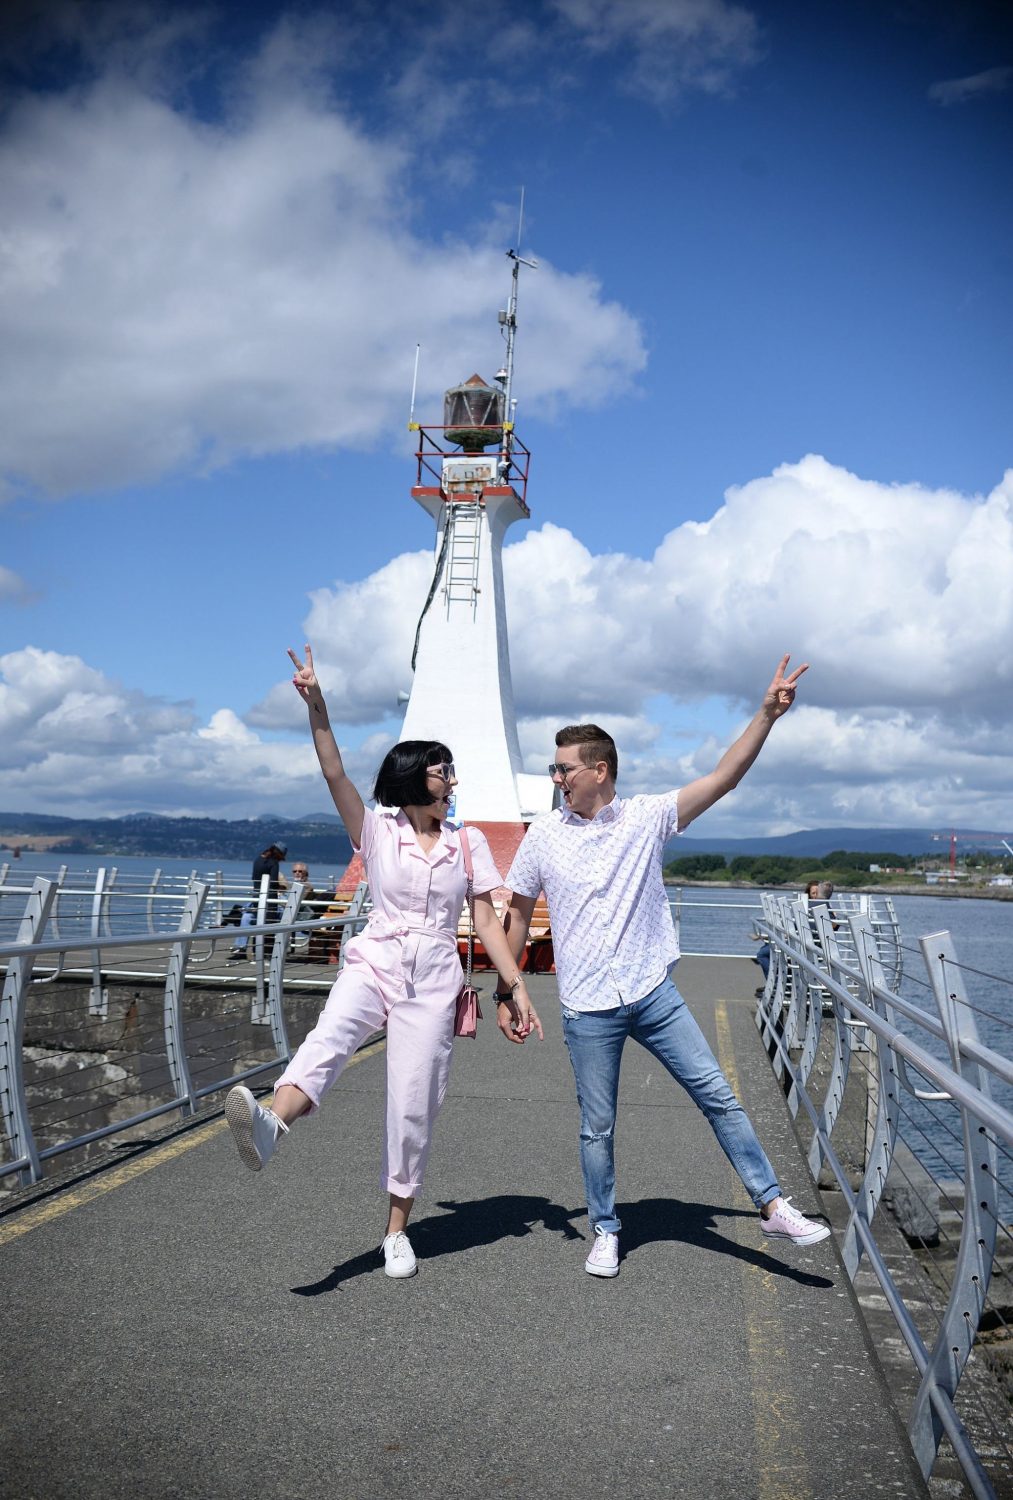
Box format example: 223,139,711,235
443,373,504,451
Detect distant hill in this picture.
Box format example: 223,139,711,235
667,826,963,859
0,812,994,867
0,811,353,863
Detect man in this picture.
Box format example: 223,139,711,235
227,839,289,962
754,878,820,997
288,861,317,955
498,656,830,1278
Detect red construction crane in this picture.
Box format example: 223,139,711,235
930,830,1013,875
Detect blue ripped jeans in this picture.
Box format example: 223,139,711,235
561,972,780,1234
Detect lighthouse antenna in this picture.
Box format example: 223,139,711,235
408,342,421,426
499,201,537,480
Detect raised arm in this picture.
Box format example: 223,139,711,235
675,655,808,831
288,643,366,847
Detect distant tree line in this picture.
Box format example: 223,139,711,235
663,850,920,887
0,812,353,864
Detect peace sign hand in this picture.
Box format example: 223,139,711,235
761,654,809,720
287,643,322,704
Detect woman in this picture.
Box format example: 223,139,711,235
224,644,542,1278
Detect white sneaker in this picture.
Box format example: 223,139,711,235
585,1228,620,1277
760,1195,830,1246
381,1230,418,1279
224,1085,288,1171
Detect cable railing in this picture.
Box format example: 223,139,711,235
756,894,1012,1499
0,861,350,942
0,874,371,1189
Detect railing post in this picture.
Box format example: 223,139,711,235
338,883,370,970
50,864,68,941
841,915,901,1278
264,884,302,1062
163,880,208,1117
251,873,271,1024
146,868,162,935
909,931,999,1486
806,908,855,1183
0,878,57,1185
791,902,824,1104
101,865,118,936
89,868,109,1018
780,900,808,1053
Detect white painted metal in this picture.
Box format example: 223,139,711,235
401,487,528,823
89,867,109,1018
0,876,57,1184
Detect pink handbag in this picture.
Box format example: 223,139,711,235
454,827,483,1039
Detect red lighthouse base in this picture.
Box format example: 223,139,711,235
335,822,528,896
330,820,552,972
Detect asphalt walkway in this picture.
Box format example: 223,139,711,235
0,959,928,1500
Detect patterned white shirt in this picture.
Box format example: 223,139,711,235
505,792,681,1012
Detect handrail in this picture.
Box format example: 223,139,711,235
0,876,373,1193
755,904,1012,1498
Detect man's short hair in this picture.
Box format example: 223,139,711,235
817,880,834,899
555,723,618,780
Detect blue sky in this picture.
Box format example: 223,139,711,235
1,0,1011,834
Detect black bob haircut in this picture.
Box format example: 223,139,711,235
373,740,453,810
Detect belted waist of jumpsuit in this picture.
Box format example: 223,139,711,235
363,915,459,948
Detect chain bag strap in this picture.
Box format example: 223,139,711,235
454,826,482,1038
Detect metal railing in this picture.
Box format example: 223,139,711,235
0,875,371,1188
756,894,1012,1499
0,861,352,941
666,887,901,968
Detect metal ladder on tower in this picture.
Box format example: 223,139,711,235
443,497,482,610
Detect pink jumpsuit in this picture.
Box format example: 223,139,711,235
274,806,502,1198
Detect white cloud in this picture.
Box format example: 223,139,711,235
0,644,380,818
255,457,1012,830
4,458,1011,830
247,550,433,730
0,18,645,499
552,0,761,104
928,66,1013,107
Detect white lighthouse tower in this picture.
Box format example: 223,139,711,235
333,249,550,896
398,251,553,868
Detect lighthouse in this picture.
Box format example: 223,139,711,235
398,253,553,869
334,249,552,893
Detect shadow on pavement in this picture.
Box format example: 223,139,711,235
291,1191,834,1295
621,1196,836,1288
291,1192,585,1294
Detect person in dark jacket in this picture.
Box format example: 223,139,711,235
227,840,289,962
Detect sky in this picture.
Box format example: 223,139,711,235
1,0,1011,837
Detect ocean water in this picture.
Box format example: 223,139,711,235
2,858,1008,1187
0,849,350,941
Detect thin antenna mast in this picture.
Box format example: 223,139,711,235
500,189,537,479
408,343,421,426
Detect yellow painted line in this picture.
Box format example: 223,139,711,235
714,999,813,1500
0,1040,386,1248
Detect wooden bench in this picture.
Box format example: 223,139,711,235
457,896,555,973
